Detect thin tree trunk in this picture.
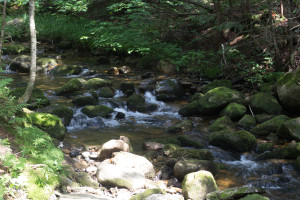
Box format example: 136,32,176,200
19,0,37,104
0,0,7,68
287,0,295,69
280,0,284,18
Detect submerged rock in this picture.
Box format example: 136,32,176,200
85,78,112,89
72,96,98,107
37,58,58,72
126,94,147,112
206,187,266,200
182,170,218,200
82,105,114,118
249,92,282,115
52,64,82,75
209,130,257,152
55,78,83,96
163,144,214,160
145,194,184,200
98,87,115,98
166,120,193,133
240,194,270,200
151,135,204,149
119,82,135,96
155,79,184,101
277,117,300,141
144,142,165,151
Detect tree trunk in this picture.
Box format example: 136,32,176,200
280,0,284,18
0,0,7,68
18,0,37,104
287,0,295,69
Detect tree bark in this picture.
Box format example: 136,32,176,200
280,0,284,18
0,0,7,68
18,0,37,104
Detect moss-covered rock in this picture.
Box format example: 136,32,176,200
182,170,218,200
208,116,234,133
72,96,98,107
151,135,204,149
119,82,135,96
50,105,73,126
10,87,50,109
255,114,276,124
74,172,99,188
9,55,31,73
240,194,270,200
276,68,300,113
52,64,83,75
237,115,256,130
277,117,300,141
126,94,147,112
37,58,58,72
166,120,193,133
55,78,83,96
25,112,66,140
249,92,282,115
209,130,257,152
188,93,204,103
179,87,244,116
163,144,214,160
257,143,300,160
202,79,232,94
82,105,114,118
220,102,247,121
251,115,289,137
99,87,115,98
206,187,266,200
85,78,112,89
155,79,184,101
130,189,166,200
2,44,29,55
174,159,219,180
257,143,274,154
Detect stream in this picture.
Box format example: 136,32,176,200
2,52,300,200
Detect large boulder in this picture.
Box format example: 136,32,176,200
249,92,282,115
206,187,265,200
96,162,145,190
277,117,300,141
98,139,130,161
209,130,257,152
179,87,244,116
202,79,232,94
51,64,82,75
130,189,166,200
37,58,58,72
257,143,300,160
237,115,256,130
174,159,218,180
126,94,147,112
251,115,289,137
55,78,83,96
163,144,214,160
82,105,114,118
155,79,184,101
208,116,234,133
25,112,65,140
111,152,155,178
156,60,176,74
49,104,74,126
85,78,112,89
98,87,114,98
119,82,135,96
166,120,193,133
220,102,247,121
182,170,218,200
10,55,31,73
276,68,300,113
3,44,29,55
72,96,98,107
10,87,50,109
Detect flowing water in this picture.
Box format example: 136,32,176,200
2,54,300,200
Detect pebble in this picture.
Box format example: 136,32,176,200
82,151,91,158
86,166,97,174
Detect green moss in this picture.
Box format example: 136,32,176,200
203,66,222,80
72,96,98,107
208,116,234,133
206,187,266,200
85,78,112,89
202,79,232,94
126,94,147,112
188,93,204,103
237,115,256,130
130,189,165,200
258,144,300,160
277,117,300,141
51,105,74,126
255,114,275,124
166,120,193,133
25,112,66,140
74,172,99,188
257,143,274,154
10,87,50,109
119,82,135,96
150,135,204,149
240,194,270,200
37,58,57,70
82,105,114,118
52,64,83,75
251,115,289,136
249,92,282,115
55,78,83,96
277,69,300,88
99,87,115,98
220,103,247,121
2,44,29,55
163,144,214,160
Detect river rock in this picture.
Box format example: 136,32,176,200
166,120,193,133
72,96,98,107
98,87,114,98
25,112,65,140
209,130,257,152
96,162,145,190
37,58,58,72
119,65,132,74
119,82,135,96
9,55,31,73
145,194,184,200
255,114,275,124
206,187,266,200
126,94,147,112
220,102,247,121
151,135,204,149
277,117,300,141
179,87,244,116
52,64,83,75
115,112,125,119
107,67,119,76
155,79,184,101
82,105,114,118
55,78,84,96
98,139,130,161
249,92,282,115
3,44,29,55
50,104,74,126
202,79,232,94
208,116,235,133
10,87,50,109
85,78,112,89
240,194,270,200
163,144,214,160
296,156,300,170
156,60,176,74
182,170,218,200
188,93,204,103
130,189,165,200
174,159,218,180
257,142,300,160
111,152,155,178
277,68,300,113
251,115,289,136
237,115,256,130
144,142,165,151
